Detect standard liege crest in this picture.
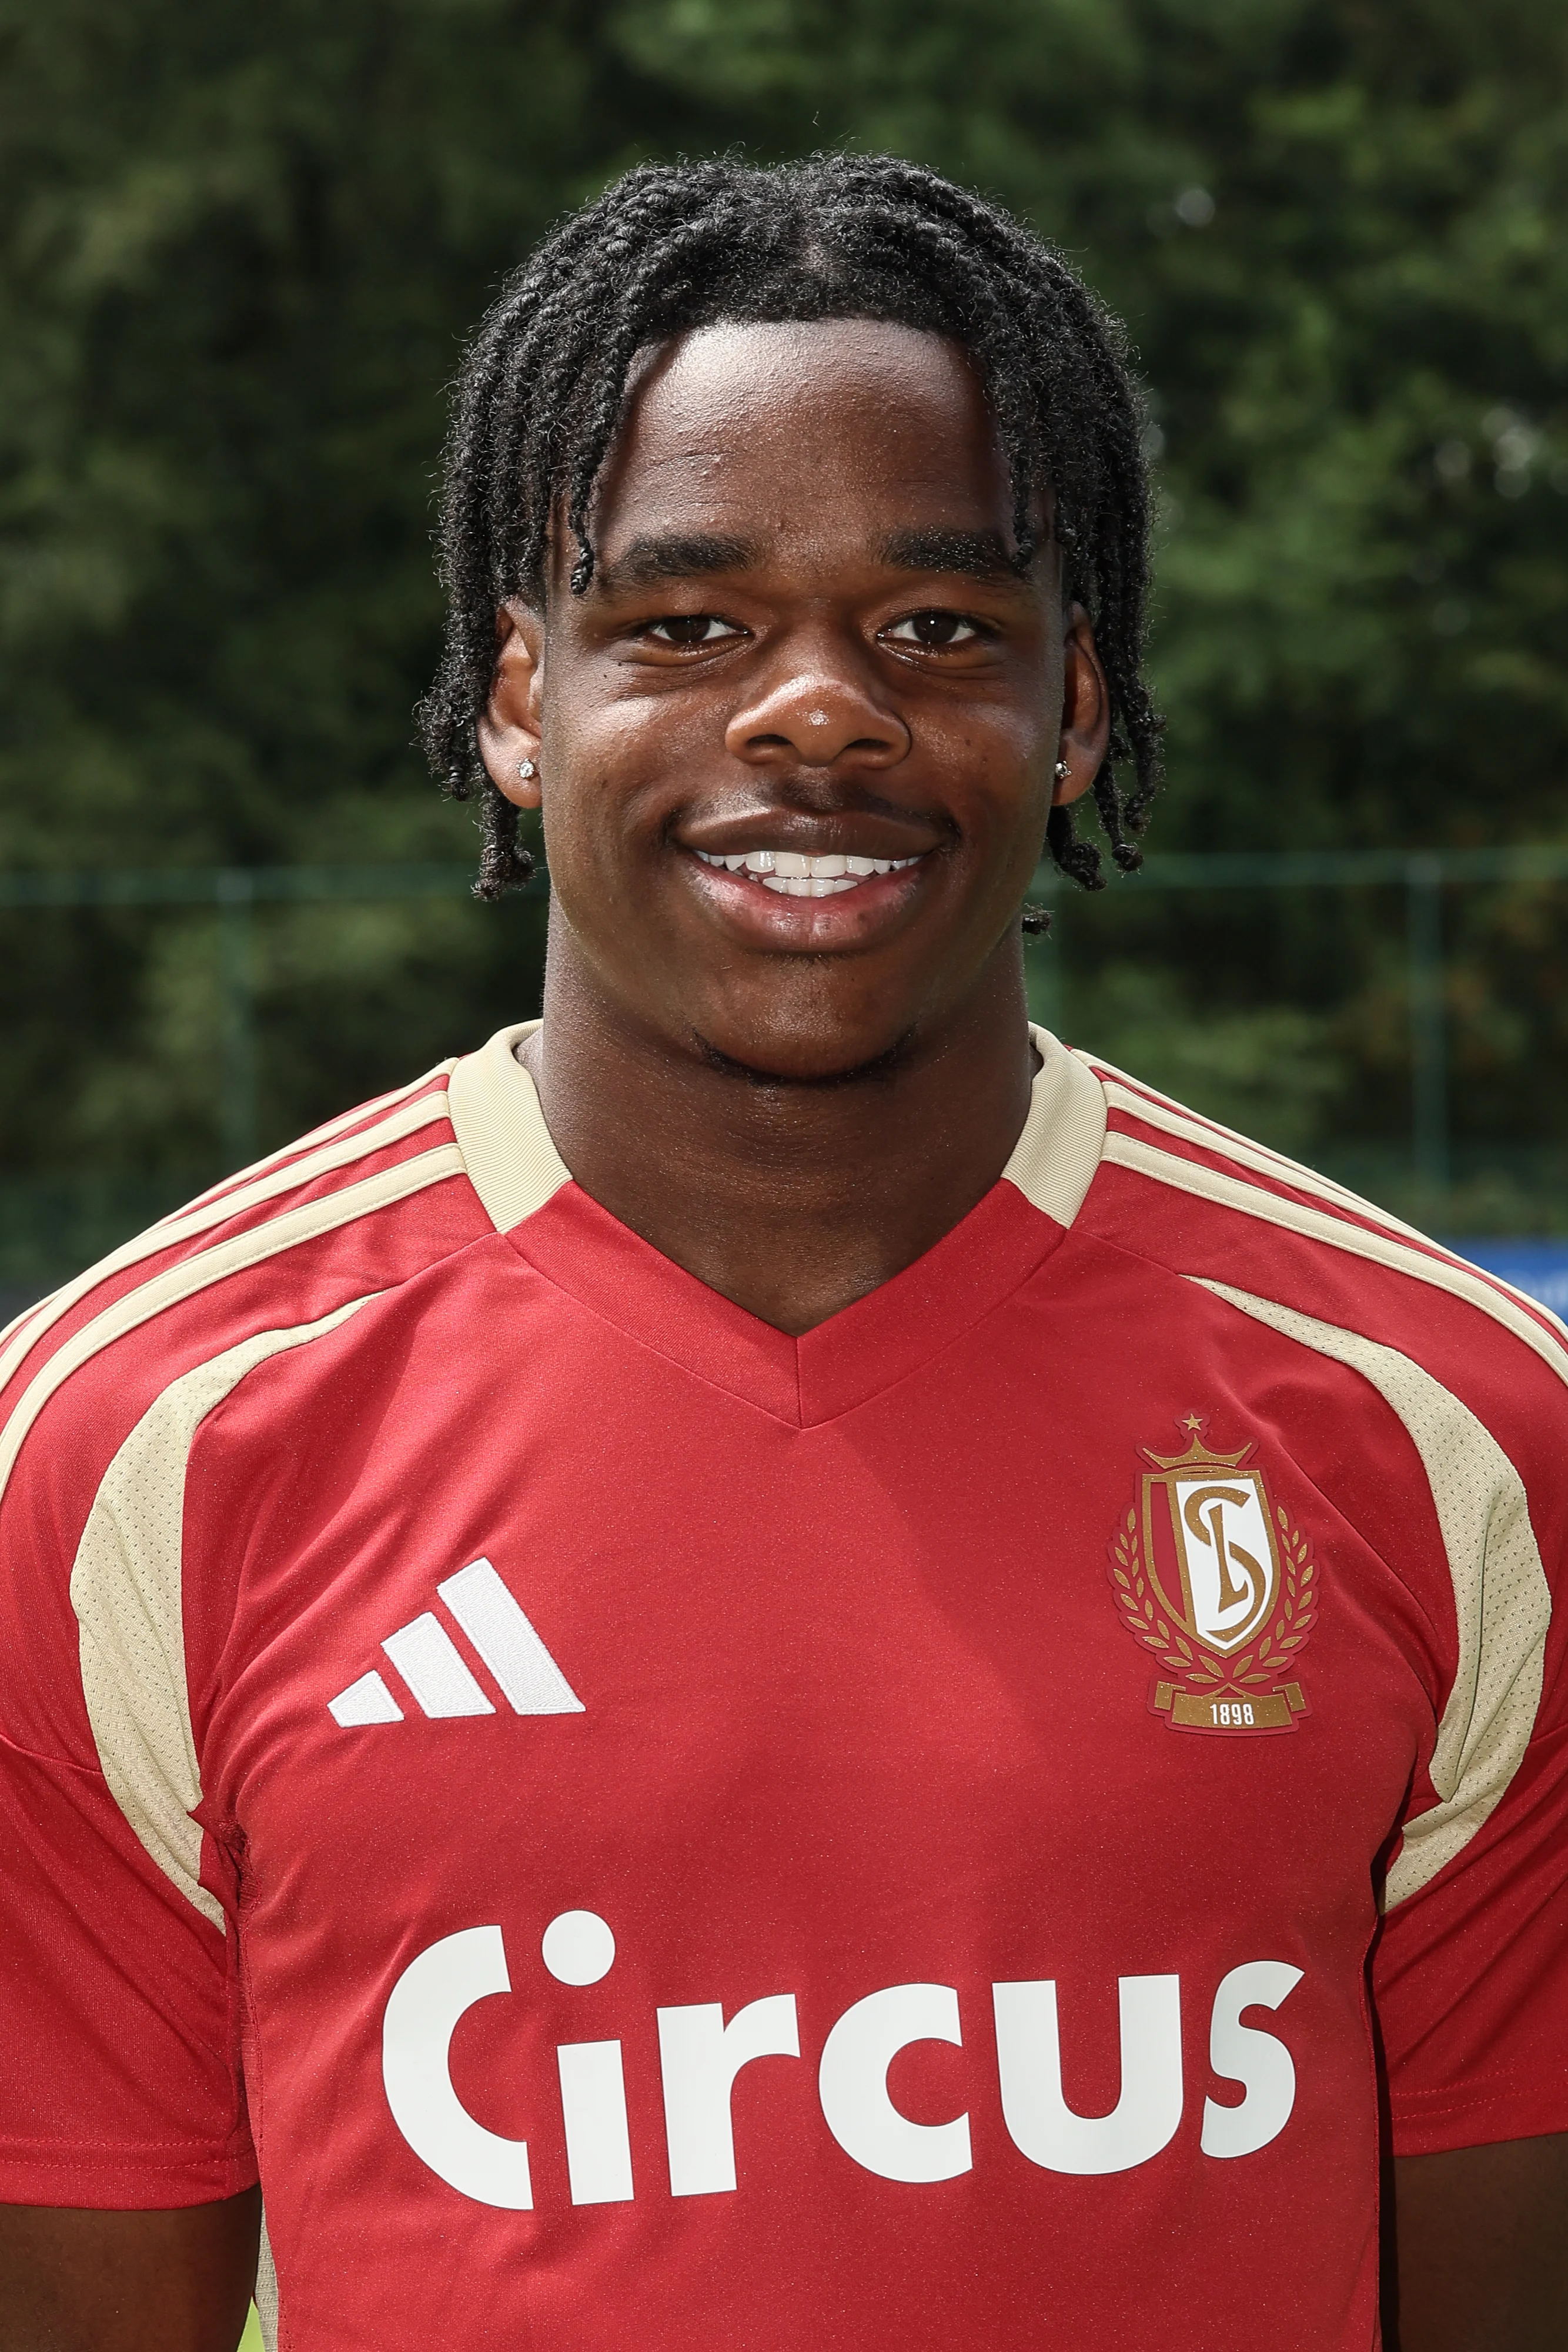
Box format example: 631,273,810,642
1109,1416,1319,1733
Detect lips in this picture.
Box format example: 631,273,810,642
692,848,925,898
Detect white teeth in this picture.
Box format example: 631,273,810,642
693,846,924,891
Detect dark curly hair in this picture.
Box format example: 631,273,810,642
420,153,1163,914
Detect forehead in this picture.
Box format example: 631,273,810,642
589,319,1015,556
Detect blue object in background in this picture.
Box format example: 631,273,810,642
1449,1242,1568,1319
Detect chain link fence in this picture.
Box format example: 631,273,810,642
4,848,1566,1313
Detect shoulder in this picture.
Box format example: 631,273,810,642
0,1022,566,1538
1043,1042,1568,1443
1024,1042,1568,1908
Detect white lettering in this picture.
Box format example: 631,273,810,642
542,1909,616,1987
382,1930,1306,2207
1201,1960,1303,2158
817,1984,971,2184
382,1925,533,2209
992,1976,1183,2176
557,2040,634,2203
658,1995,800,2196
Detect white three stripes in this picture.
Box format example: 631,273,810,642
439,1558,583,1713
382,1614,493,1719
328,1558,583,1727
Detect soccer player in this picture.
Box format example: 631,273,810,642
1,157,1564,2352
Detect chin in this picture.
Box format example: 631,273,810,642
693,1023,911,1091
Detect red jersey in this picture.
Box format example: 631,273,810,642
2,1023,1565,2350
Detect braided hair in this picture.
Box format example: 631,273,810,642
421,155,1163,910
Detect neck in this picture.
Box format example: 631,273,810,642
521,948,1038,1336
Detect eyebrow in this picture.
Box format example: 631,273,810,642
593,522,1031,595
596,532,760,590
876,527,1031,581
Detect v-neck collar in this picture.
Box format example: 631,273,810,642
446,1020,1108,1428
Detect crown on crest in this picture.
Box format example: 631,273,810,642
1140,1411,1253,1474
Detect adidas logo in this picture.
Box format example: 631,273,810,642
329,1558,584,1727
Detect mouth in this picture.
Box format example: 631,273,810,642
691,847,927,898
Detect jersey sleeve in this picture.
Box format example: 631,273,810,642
1370,1347,1568,2156
0,1348,255,2207
0,1055,479,2207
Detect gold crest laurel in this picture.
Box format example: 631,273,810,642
1109,1499,1318,1694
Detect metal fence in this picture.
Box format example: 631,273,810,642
5,843,1568,1195
0,859,540,1174
1027,842,1568,1194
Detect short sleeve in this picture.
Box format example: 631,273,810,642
1372,1406,1568,2154
0,1362,255,2207
0,1735,252,2205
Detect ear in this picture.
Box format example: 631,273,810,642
476,604,545,810
1052,602,1112,808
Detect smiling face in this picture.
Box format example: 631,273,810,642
480,318,1108,1083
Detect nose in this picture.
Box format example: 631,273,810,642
724,650,911,771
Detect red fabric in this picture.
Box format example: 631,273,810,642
1,1056,1565,2348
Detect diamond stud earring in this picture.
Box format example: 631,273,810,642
517,760,536,781
1054,759,1070,781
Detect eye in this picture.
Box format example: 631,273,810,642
883,610,988,649
644,614,745,648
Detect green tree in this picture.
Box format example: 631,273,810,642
614,0,1568,1205
2,0,1566,1289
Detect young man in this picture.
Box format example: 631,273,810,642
0,157,1564,2351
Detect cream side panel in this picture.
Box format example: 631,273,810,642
71,1297,376,1930
1195,1279,1551,1907
256,2220,279,2352
998,1030,1108,1230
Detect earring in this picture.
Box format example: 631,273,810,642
1054,759,1069,781
517,760,536,781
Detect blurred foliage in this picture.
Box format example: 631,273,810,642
1034,956,1346,1155
1,0,1566,1282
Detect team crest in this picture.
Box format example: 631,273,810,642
1108,1415,1318,1734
